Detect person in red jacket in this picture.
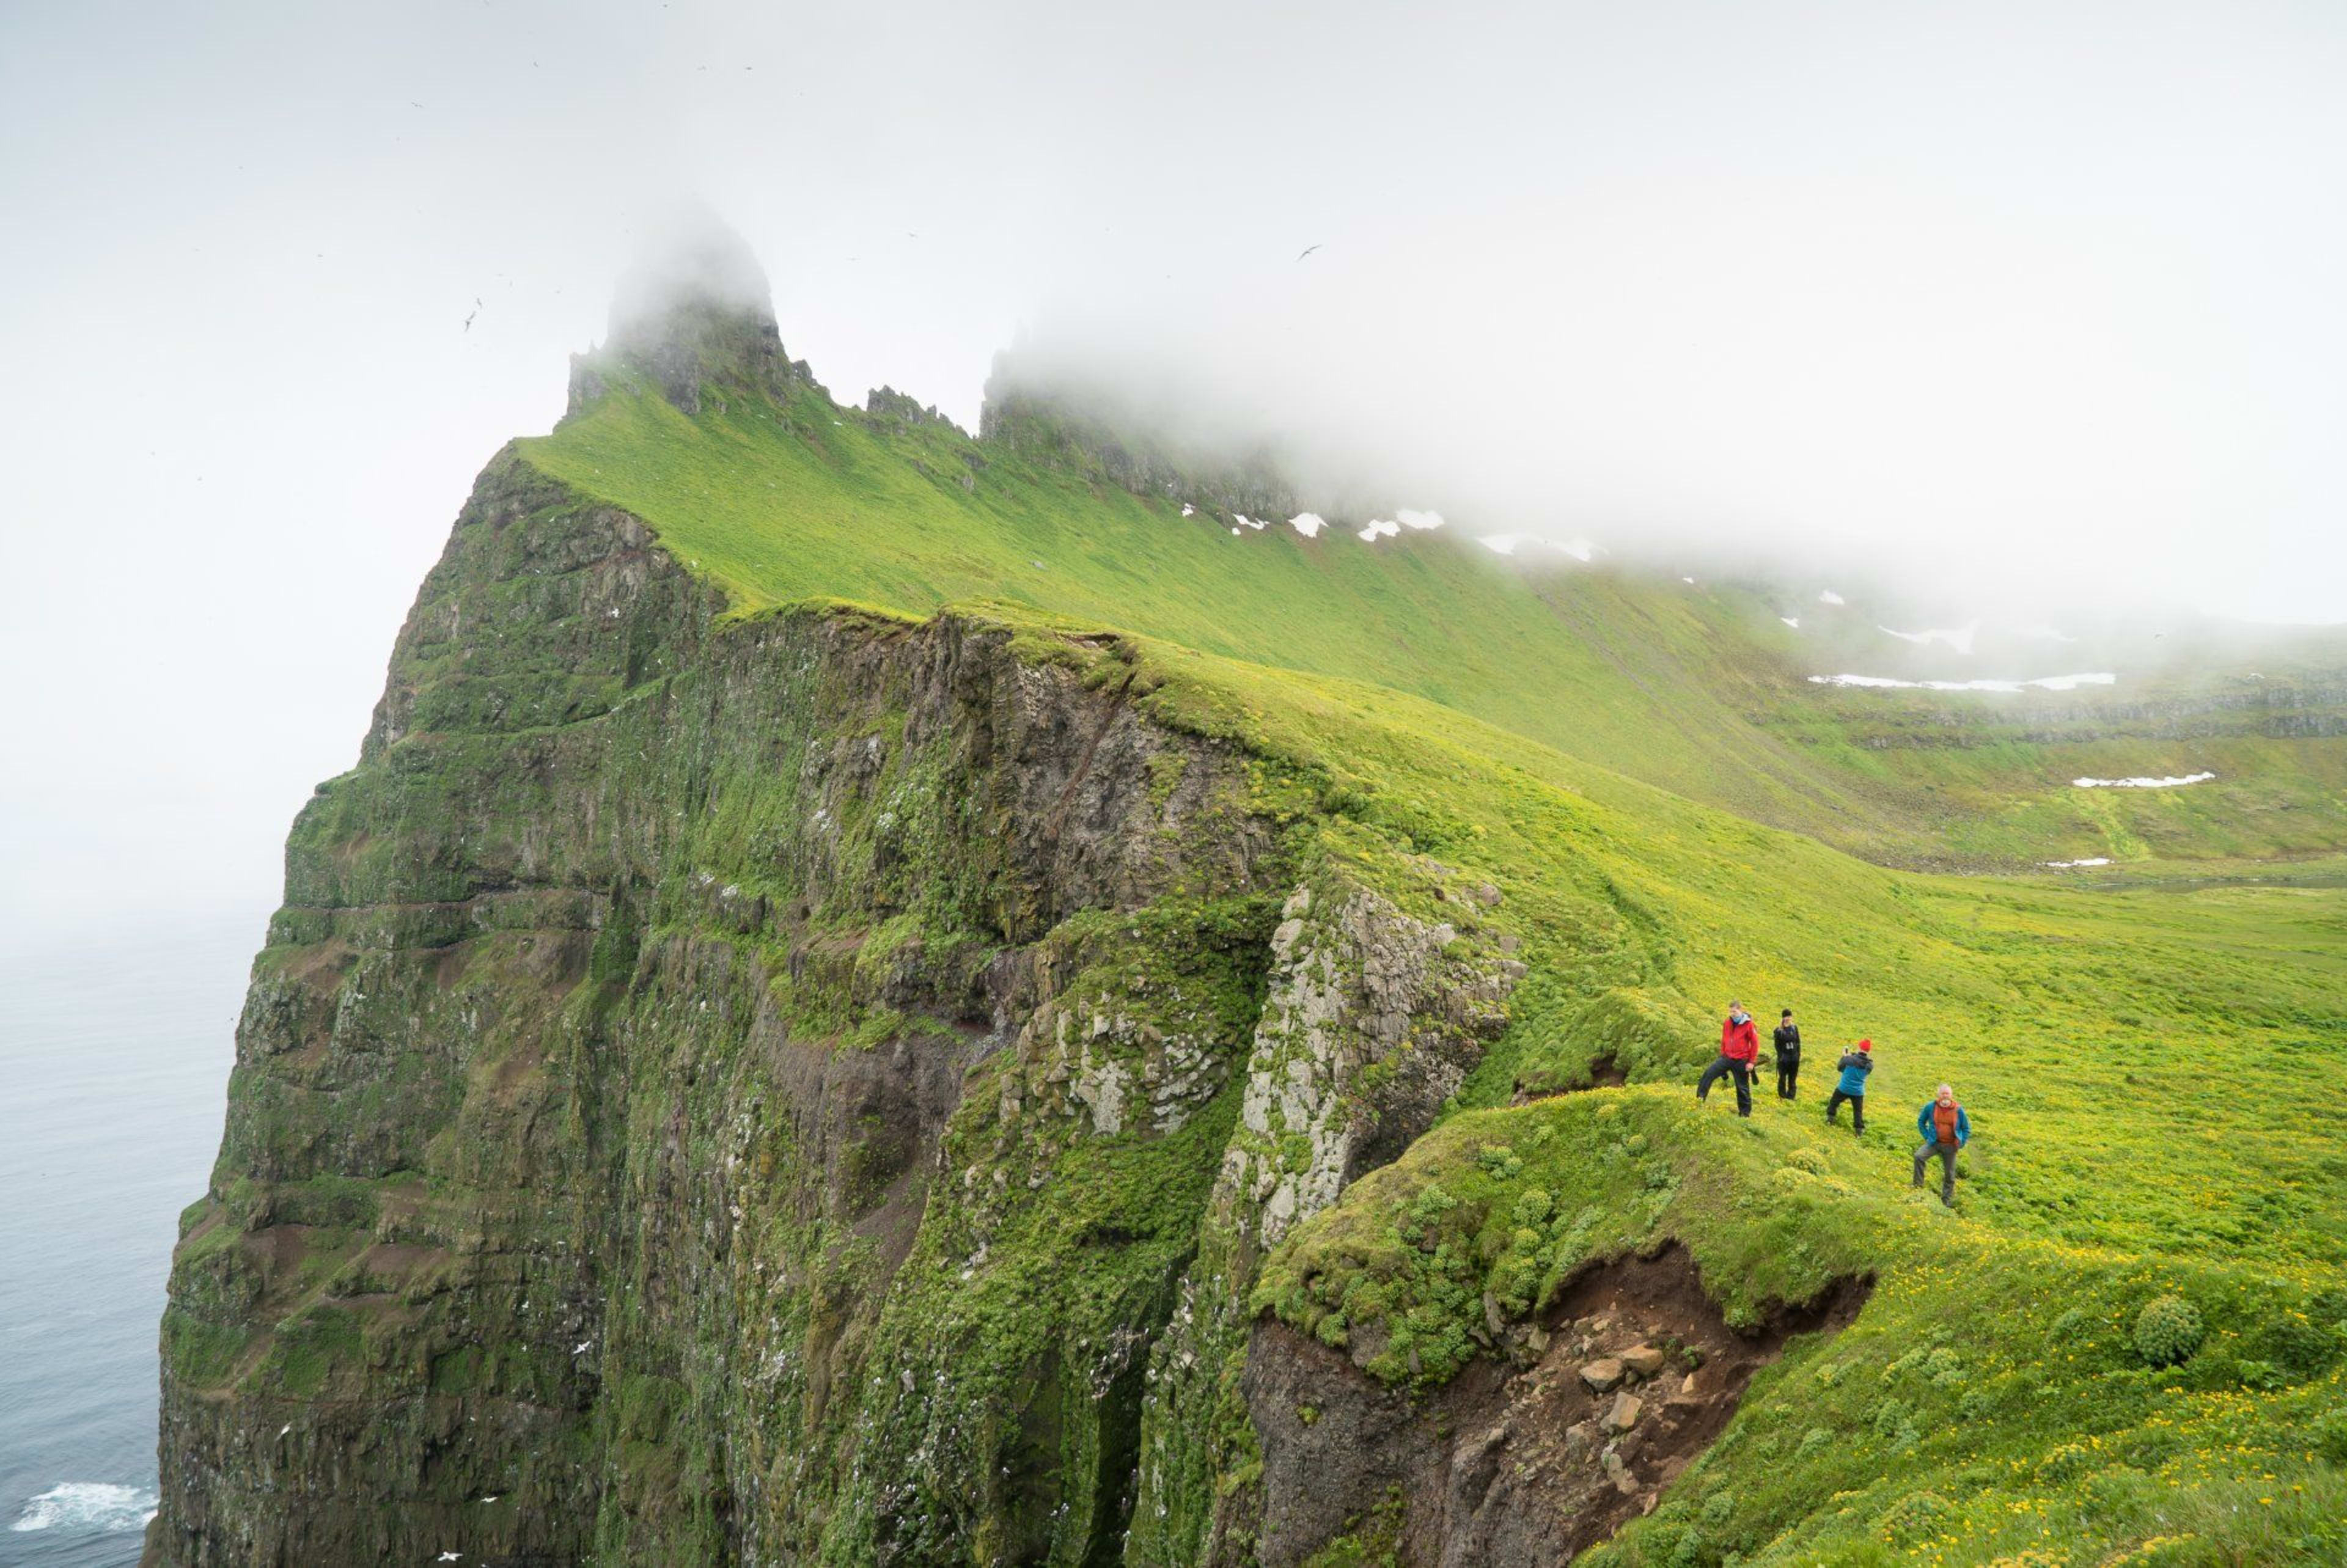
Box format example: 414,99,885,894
1696,1000,1760,1117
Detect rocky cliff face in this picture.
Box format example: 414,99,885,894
144,434,1525,1565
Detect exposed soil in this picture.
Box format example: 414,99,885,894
1245,1244,1871,1568
1512,1052,1627,1105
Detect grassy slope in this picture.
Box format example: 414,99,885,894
1110,630,2347,1566
522,382,2347,874
521,384,1955,863
525,379,2347,1562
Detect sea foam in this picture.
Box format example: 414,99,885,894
9,1482,159,1534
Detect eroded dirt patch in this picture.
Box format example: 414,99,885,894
1513,1052,1627,1103
1246,1243,1870,1568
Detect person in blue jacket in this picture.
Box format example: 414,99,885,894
1912,1083,1971,1206
1824,1038,1872,1134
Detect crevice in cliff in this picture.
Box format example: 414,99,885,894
1040,667,1139,849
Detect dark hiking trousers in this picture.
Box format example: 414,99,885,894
1914,1138,1960,1204
1776,1058,1799,1099
1696,1054,1752,1116
1825,1090,1865,1134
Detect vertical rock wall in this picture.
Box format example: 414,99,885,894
146,451,1522,1567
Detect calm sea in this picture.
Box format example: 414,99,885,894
0,913,257,1566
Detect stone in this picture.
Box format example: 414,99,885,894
1621,1344,1668,1377
1578,1358,1626,1394
1605,1391,1644,1433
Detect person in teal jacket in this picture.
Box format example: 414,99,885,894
1912,1084,1971,1206
1824,1038,1872,1134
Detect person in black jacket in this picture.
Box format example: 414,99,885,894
1772,1008,1802,1101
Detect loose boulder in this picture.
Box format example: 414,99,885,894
1579,1358,1626,1393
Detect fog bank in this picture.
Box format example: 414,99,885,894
6,0,2343,938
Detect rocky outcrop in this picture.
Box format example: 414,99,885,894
865,384,963,433
566,219,810,418
1124,881,1519,1567
977,375,1298,523
1241,1247,1868,1568
1221,886,1516,1252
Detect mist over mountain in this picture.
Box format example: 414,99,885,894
9,9,2347,1564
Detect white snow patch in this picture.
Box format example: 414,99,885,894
1781,617,1801,630
1395,508,1445,530
2024,626,2078,643
1180,504,1194,518
1357,518,1401,541
1478,534,1521,555
1808,672,2115,694
1230,526,1241,535
1681,576,1696,585
2073,772,2215,789
1288,511,1326,538
2044,857,2113,868
1557,537,1596,562
10,1484,158,1534
1881,620,1981,655
1818,589,1846,606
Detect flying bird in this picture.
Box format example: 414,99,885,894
1296,244,1323,262
463,298,480,332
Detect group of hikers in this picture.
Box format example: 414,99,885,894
1695,1001,1972,1206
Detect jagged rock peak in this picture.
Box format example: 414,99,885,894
865,384,963,433
567,208,808,418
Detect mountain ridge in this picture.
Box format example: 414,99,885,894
529,274,2347,878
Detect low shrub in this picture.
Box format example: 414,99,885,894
2133,1295,2203,1368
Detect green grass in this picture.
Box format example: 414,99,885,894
1084,629,2347,1564
520,372,2347,1563
521,378,2347,874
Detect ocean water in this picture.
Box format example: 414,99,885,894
0,914,257,1566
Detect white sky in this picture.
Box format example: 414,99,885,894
2,0,2341,940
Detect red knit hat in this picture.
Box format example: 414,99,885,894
1857,1038,1873,1052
